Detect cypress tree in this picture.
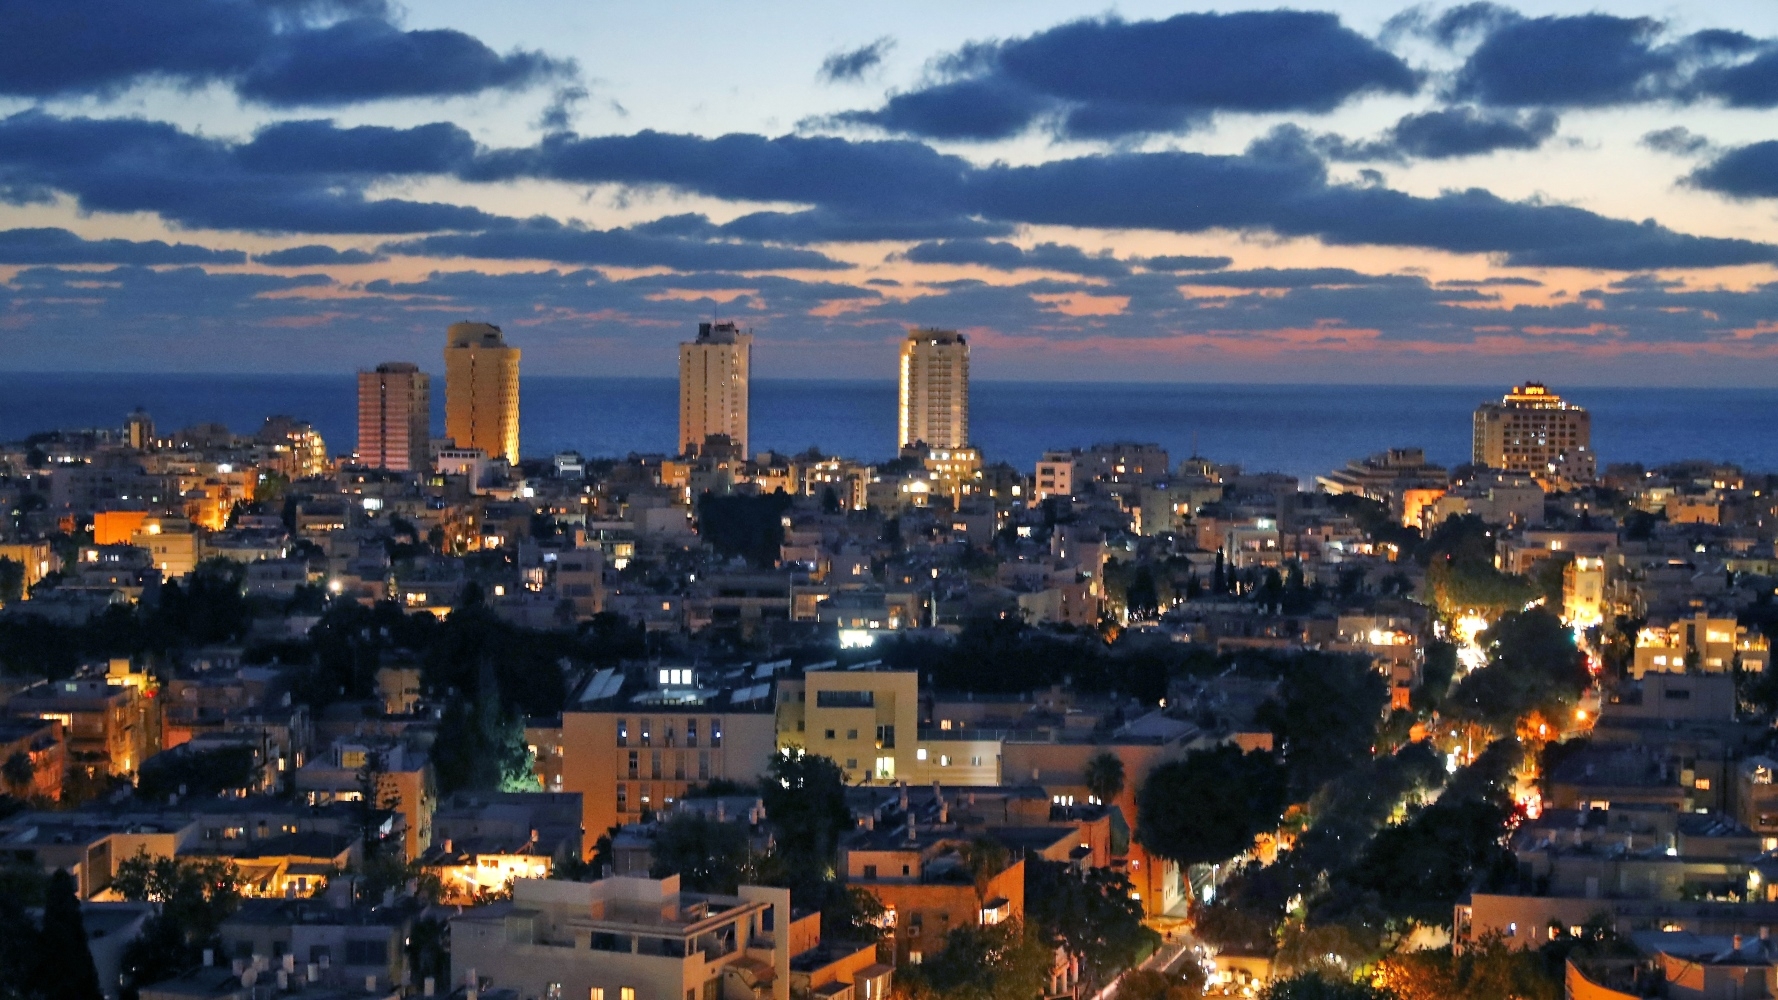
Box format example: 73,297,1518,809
35,868,104,1000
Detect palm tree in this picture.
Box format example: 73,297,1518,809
960,836,1011,909
1,751,33,798
1084,752,1125,806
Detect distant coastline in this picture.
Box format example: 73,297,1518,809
3,372,1775,483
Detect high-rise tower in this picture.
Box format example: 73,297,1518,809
898,328,969,449
443,322,519,464
357,362,431,472
1473,382,1594,485
679,321,752,457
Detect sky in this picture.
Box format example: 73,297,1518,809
7,2,1778,385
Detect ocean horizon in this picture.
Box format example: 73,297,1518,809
2,372,1774,486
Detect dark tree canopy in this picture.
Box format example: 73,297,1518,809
697,492,793,567
649,813,756,894
36,869,105,1000
1137,745,1288,866
1256,652,1388,799
1446,608,1587,732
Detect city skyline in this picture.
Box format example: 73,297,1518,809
5,3,1778,385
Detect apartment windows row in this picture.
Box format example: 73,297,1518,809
624,750,717,781
616,717,723,749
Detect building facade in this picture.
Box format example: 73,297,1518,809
356,363,431,473
679,322,752,458
1473,383,1595,486
899,329,969,450
443,322,520,464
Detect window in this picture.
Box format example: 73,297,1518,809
686,719,698,748
591,990,605,1000
864,865,878,879
699,752,710,780
816,690,874,708
908,952,922,966
711,719,722,748
652,752,663,780
917,749,928,761
628,751,639,779
939,755,951,767
616,720,627,747
641,719,652,747
876,725,895,748
617,785,628,813
622,989,636,1000
824,729,836,740
846,759,858,770
675,753,686,780
548,985,562,1000
847,729,859,740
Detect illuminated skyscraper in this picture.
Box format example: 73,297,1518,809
898,328,968,449
1473,382,1594,485
443,322,519,464
357,362,431,472
679,321,752,457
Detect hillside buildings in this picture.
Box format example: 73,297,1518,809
355,362,431,473
1473,382,1594,487
679,321,752,458
444,322,520,464
898,328,969,450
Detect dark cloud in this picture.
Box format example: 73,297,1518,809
255,245,383,266
1689,142,1778,199
1641,127,1711,156
380,217,850,271
1438,276,1544,287
716,209,1014,245
0,227,245,265
898,239,1128,277
1138,255,1233,273
1322,107,1558,161
237,120,478,174
819,38,894,84
465,124,1778,270
830,11,1419,141
1441,9,1778,111
0,0,571,106
0,111,498,233
1171,268,1426,289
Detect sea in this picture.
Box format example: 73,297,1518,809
1,373,1774,486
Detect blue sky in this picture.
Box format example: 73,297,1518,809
7,1,1778,384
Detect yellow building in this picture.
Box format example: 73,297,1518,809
1562,556,1607,629
678,321,752,457
443,321,520,464
1633,613,1771,677
777,667,919,784
130,517,200,578
924,447,982,508
560,670,779,852
1472,382,1595,486
899,328,969,450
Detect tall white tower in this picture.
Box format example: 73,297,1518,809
898,328,969,450
679,321,752,457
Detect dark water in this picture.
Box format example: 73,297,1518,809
2,372,1773,484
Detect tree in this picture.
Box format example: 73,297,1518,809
959,836,1010,906
893,921,1052,1000
1137,745,1288,866
1446,609,1587,734
1256,653,1388,800
114,853,243,997
758,753,850,874
649,813,757,894
35,869,104,1000
696,493,793,567
0,558,23,606
1,751,32,798
1025,859,1156,994
1084,752,1126,805
1374,937,1559,1000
